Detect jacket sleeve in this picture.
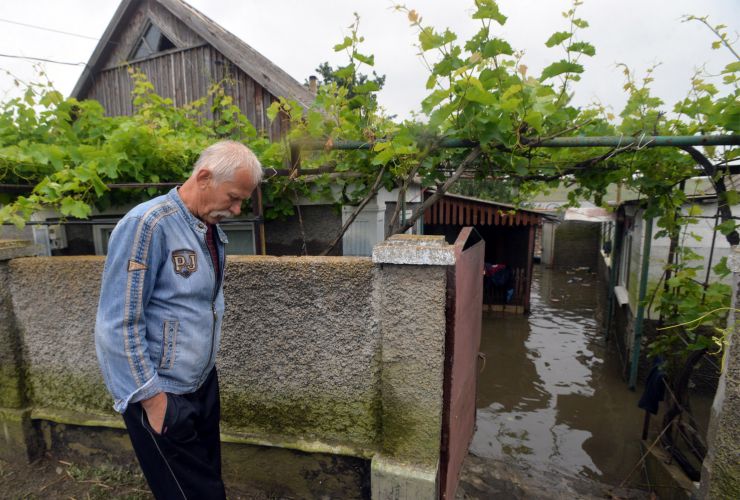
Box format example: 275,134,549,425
95,215,165,413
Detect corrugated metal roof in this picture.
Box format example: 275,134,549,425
424,191,544,227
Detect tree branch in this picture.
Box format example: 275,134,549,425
319,164,388,256
388,139,444,235
394,146,482,235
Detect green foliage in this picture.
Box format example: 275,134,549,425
0,69,281,224
0,1,737,367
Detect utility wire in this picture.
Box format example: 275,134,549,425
0,17,99,41
0,53,87,67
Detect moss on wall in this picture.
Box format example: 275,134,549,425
0,364,25,409
711,461,740,498
0,264,25,409
26,369,115,417
379,376,441,465
220,387,381,450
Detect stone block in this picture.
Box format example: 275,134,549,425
373,235,455,266
0,408,43,463
371,455,439,500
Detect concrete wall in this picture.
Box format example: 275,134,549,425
551,220,601,269
219,256,380,451
699,245,740,499
0,236,457,498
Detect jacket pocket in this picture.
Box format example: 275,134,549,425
159,320,179,369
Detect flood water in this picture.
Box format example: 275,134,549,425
471,265,645,486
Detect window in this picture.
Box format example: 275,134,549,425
130,22,176,60
93,222,256,256
220,222,256,255
93,224,117,255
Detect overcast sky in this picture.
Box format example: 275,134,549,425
0,0,737,120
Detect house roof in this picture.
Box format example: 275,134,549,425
71,0,315,108
564,207,614,222
424,190,546,227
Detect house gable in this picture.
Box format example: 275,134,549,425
96,0,204,69
71,0,313,137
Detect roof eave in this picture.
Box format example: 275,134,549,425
157,0,315,109
70,0,138,99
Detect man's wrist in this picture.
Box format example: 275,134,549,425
140,392,166,410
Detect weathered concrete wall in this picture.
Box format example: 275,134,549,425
0,241,45,461
4,256,383,438
552,221,600,269
375,265,446,465
219,256,380,452
699,245,740,498
9,257,112,418
371,235,453,498
1,236,456,498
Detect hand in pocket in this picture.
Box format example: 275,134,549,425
141,392,168,434
163,393,198,442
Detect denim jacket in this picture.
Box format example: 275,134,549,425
95,188,227,413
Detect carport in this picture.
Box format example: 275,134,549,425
423,191,544,313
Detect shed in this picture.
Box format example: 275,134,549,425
423,191,544,313
71,0,314,140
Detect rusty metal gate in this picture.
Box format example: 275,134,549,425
441,227,484,498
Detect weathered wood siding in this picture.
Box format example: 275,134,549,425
99,0,204,69
84,45,286,140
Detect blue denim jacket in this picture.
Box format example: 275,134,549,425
95,188,227,413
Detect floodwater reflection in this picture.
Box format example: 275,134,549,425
471,266,644,485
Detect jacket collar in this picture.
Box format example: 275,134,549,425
167,187,229,244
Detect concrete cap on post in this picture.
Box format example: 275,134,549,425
372,234,455,266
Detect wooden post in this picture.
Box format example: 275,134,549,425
253,185,266,255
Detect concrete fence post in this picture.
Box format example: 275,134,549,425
0,240,43,461
699,245,740,498
371,235,456,500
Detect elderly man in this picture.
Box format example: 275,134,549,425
95,140,262,499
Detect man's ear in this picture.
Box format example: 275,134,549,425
195,168,213,189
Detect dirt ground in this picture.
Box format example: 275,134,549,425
0,453,269,500
1,451,654,500
0,454,150,500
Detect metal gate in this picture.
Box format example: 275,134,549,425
441,227,484,498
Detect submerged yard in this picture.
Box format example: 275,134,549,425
462,265,652,495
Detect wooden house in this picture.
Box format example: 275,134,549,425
423,192,544,313
72,0,314,140
63,0,357,257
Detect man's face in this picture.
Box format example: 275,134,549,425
199,168,257,224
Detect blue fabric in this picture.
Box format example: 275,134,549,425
95,188,228,413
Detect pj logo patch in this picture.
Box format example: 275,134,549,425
172,249,197,278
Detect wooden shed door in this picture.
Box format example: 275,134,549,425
441,227,484,498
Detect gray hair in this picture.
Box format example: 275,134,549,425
192,140,263,185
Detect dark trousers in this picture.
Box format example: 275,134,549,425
122,368,226,500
